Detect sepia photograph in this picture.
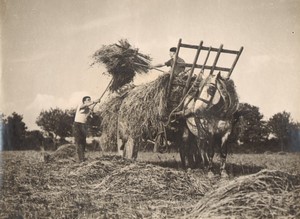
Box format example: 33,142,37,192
1,0,300,218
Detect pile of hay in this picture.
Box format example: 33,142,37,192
1,152,210,218
99,74,170,151
0,153,135,219
118,74,170,138
187,169,300,218
67,155,133,183
91,39,152,92
96,162,210,199
99,94,125,151
91,162,212,218
43,144,76,163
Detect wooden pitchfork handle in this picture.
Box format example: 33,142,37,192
91,78,113,112
133,62,166,73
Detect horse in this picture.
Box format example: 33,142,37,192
115,71,239,178
180,72,239,177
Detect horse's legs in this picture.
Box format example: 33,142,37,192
220,132,230,178
194,142,202,167
194,116,208,168
207,135,215,175
117,119,129,157
199,140,209,168
179,126,190,168
132,138,140,160
117,131,127,157
179,147,186,168
189,136,200,169
185,126,202,168
123,136,138,160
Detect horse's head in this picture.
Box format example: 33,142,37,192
183,72,239,119
192,72,221,115
183,72,220,116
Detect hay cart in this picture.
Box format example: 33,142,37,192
154,39,243,152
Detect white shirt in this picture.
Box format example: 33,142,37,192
74,104,91,124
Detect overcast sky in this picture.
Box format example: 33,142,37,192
1,0,300,130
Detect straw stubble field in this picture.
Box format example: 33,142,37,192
1,147,300,219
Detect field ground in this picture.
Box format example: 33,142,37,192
1,149,300,218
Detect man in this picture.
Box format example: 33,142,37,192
73,96,99,162
152,47,186,76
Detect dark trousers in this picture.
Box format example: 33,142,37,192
73,122,87,162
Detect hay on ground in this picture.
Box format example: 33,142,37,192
43,144,76,163
91,162,212,218
2,151,300,219
187,169,300,218
95,162,211,199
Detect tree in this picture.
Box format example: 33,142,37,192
3,112,27,150
36,108,75,148
24,130,45,150
0,114,6,151
268,111,294,151
237,103,269,144
288,122,300,151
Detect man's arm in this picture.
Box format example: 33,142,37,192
151,59,172,69
79,98,101,110
151,63,165,69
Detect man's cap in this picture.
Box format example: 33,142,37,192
170,47,177,52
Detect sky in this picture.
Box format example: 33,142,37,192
1,0,300,130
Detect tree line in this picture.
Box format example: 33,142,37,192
229,103,300,153
0,108,102,151
1,102,299,152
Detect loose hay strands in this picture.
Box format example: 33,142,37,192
99,74,170,151
91,162,211,218
91,39,152,92
187,169,300,219
118,74,170,138
43,144,76,163
0,152,134,219
99,94,125,151
1,152,210,219
2,151,300,219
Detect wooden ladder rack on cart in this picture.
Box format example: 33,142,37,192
157,39,243,151
166,38,244,108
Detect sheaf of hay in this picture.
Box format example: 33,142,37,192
187,169,300,219
91,39,152,92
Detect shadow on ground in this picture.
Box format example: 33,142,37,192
146,159,264,178
226,163,264,177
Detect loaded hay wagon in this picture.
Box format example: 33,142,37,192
97,39,243,171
